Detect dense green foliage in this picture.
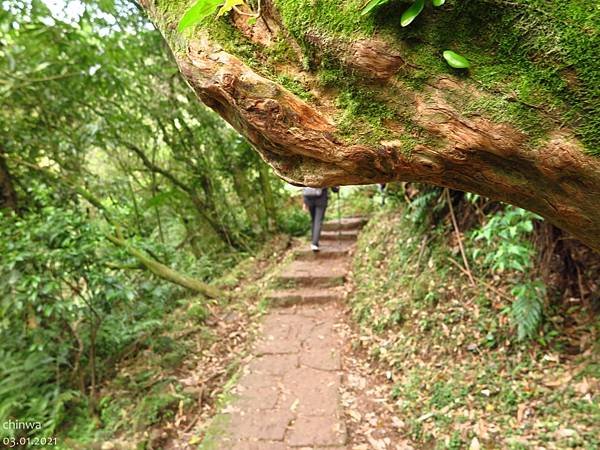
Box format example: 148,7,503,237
0,185,174,435
0,0,302,441
391,187,549,341
1,0,597,446
470,205,546,340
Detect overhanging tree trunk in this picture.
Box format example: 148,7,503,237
140,0,600,252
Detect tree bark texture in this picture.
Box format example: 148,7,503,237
140,0,600,252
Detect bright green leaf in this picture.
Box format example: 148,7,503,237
442,50,471,69
361,0,389,16
401,0,425,27
178,0,223,32
432,0,445,6
217,0,244,18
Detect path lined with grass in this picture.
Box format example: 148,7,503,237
212,218,366,449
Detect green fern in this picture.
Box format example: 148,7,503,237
406,187,443,226
470,206,546,341
511,281,545,341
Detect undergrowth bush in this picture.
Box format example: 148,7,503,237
470,205,546,340
349,199,599,447
278,205,310,236
0,189,176,438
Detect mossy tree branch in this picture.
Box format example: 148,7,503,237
106,234,223,299
140,0,600,252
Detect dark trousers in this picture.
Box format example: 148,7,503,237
304,198,327,246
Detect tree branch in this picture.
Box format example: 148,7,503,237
445,188,476,287
106,234,223,298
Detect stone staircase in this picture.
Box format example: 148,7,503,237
268,217,367,307
212,216,367,449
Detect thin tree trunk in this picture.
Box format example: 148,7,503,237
231,163,265,234
0,147,18,211
88,319,98,413
150,146,166,244
257,161,277,232
127,177,144,236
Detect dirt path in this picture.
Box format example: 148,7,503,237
212,217,366,449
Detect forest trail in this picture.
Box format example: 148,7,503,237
212,217,367,449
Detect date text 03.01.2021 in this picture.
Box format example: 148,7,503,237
2,437,58,447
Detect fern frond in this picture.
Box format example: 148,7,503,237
511,281,545,341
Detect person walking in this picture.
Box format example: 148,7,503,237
302,186,338,252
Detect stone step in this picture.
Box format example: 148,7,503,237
266,288,344,307
277,272,346,287
295,241,354,260
277,259,347,287
320,229,359,241
322,216,368,232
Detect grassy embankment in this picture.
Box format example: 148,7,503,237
349,202,599,449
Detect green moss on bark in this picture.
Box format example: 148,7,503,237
154,0,597,154
272,0,598,154
273,0,375,40
373,0,598,153
318,66,423,147
207,20,263,66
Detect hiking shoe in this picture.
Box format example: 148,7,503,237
311,244,320,252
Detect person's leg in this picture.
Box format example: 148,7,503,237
312,204,326,246
308,203,316,224
305,198,317,244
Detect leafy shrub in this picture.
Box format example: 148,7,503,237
278,205,310,236
470,206,546,340
405,186,444,227
187,302,209,323
0,350,77,437
134,392,180,429
0,188,174,437
471,206,537,272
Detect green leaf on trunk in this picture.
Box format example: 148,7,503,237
361,0,389,16
178,0,223,32
217,0,244,18
401,0,425,27
432,0,445,7
442,50,471,69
